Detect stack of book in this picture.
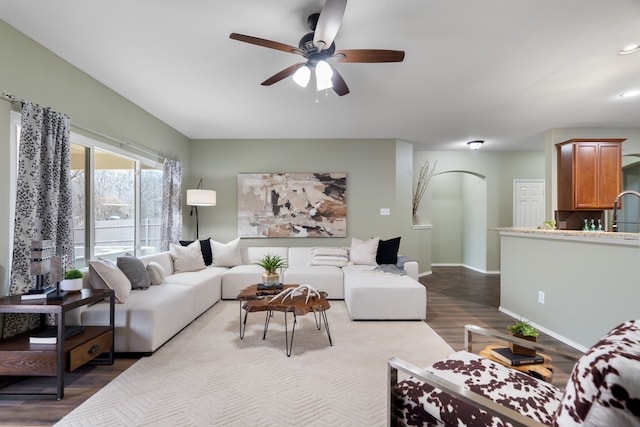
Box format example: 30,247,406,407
29,325,85,344
21,286,64,301
490,347,544,366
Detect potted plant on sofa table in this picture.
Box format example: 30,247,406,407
60,269,84,292
256,254,286,290
507,319,539,357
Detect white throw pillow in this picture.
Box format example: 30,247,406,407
211,238,243,267
350,237,380,265
170,241,206,273
309,247,349,267
88,259,132,303
146,261,165,285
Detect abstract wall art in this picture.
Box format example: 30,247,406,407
237,173,347,238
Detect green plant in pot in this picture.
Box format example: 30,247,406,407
507,318,539,357
256,254,286,289
60,269,84,292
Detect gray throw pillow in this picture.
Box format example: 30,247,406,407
117,256,151,290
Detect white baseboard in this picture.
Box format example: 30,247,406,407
499,307,588,353
431,263,500,275
418,271,432,277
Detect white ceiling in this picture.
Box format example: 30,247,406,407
1,0,640,151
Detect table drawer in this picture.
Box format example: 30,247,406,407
68,330,113,372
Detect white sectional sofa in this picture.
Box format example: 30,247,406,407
68,244,426,354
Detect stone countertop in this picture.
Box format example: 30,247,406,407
491,227,640,242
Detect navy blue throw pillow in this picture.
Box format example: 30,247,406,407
376,237,401,265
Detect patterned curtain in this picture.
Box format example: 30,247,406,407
160,159,183,251
3,103,73,338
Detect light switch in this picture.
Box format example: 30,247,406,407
380,208,391,216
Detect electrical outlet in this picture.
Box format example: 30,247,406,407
538,291,545,304
380,208,390,216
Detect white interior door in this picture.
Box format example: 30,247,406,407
513,179,545,228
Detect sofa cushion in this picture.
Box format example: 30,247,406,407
146,261,165,285
211,238,242,267
284,265,344,299
350,237,380,265
343,266,426,320
170,241,206,273
117,256,151,289
78,284,196,353
309,247,349,267
179,238,213,266
552,319,640,427
376,236,401,265
88,259,132,303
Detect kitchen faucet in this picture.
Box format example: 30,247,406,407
611,190,640,232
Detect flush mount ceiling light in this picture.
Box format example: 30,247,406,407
467,140,484,150
619,44,640,55
620,90,640,98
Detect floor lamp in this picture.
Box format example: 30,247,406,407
187,181,216,240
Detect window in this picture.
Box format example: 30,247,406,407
10,123,163,269
69,136,163,267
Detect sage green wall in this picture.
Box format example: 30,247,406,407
0,19,190,295
501,233,640,350
414,150,545,272
187,138,425,267
431,173,463,264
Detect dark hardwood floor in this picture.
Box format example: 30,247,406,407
0,266,581,426
422,266,582,388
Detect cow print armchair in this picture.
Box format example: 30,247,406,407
388,320,640,426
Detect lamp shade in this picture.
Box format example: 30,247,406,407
186,189,216,206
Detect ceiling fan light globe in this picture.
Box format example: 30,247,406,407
292,65,311,87
317,78,333,91
315,60,333,81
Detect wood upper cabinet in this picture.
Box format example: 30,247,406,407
556,138,624,210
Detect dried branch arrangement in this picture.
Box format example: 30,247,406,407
412,160,437,224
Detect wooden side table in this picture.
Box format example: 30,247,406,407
480,344,553,383
0,288,115,400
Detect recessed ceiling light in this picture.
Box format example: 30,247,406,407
619,44,640,55
620,90,640,98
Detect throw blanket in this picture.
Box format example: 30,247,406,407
374,255,414,276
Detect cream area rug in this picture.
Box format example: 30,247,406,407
56,300,453,427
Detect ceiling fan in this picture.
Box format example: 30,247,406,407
229,0,405,96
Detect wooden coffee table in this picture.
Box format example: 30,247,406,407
237,284,332,356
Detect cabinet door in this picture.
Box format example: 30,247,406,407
597,143,621,209
574,143,598,209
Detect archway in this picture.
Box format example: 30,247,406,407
430,170,488,272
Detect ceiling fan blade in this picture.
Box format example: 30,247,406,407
230,33,303,55
329,65,350,96
334,49,405,63
313,0,347,51
261,63,306,86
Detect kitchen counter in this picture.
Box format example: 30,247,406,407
492,227,640,246
496,228,640,351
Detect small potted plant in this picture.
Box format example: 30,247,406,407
507,318,539,357
256,254,286,289
60,269,84,292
